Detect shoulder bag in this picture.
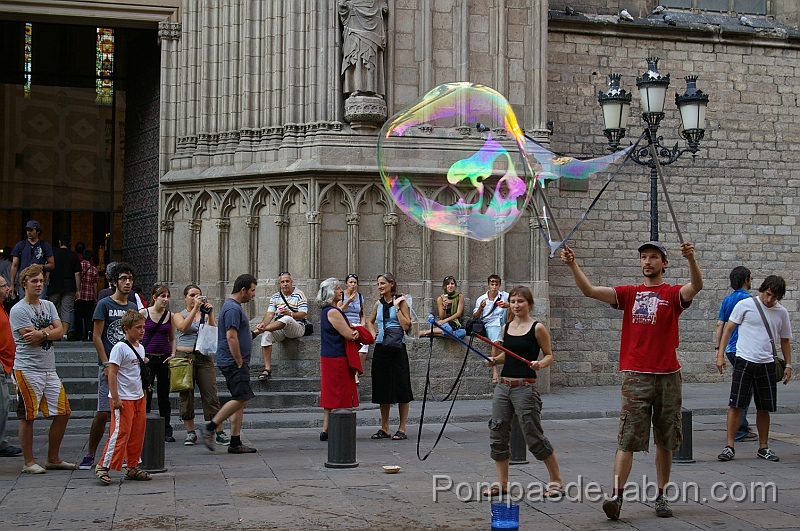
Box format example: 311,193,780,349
750,295,787,381
465,296,501,337
279,291,313,336
380,298,404,350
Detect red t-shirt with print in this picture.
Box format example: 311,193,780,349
613,283,689,374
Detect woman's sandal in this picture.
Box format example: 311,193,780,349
391,430,407,440
543,484,565,499
125,466,152,481
258,369,272,381
482,485,508,497
95,466,111,486
371,429,391,439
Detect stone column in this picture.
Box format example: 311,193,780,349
216,218,230,299
382,213,398,273
346,213,360,274
188,219,202,283
529,215,550,393
160,220,174,282
273,215,288,274
157,21,180,177
306,211,321,280
245,216,259,278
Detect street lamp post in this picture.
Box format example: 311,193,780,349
598,58,710,241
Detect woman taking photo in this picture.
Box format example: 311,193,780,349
140,284,177,442
338,273,368,384
367,273,413,441
317,278,361,441
173,285,229,446
483,286,564,498
419,276,465,339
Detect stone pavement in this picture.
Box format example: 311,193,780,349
0,382,798,530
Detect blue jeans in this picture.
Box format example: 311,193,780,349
440,322,466,339
726,351,752,440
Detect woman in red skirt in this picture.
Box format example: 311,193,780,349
317,278,362,441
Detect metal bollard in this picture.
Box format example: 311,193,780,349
140,413,167,473
325,409,358,468
672,408,695,464
509,414,529,465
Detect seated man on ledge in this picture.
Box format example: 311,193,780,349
254,272,307,380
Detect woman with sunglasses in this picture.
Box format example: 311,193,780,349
338,273,368,384
419,276,466,339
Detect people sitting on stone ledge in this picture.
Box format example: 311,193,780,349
419,276,466,340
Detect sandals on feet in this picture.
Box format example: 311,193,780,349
371,429,391,439
258,369,272,381
95,466,111,486
482,485,508,497
391,430,407,440
544,484,565,499
125,466,152,481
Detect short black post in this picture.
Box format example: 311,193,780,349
673,408,695,464
509,414,529,465
140,413,167,473
325,409,358,468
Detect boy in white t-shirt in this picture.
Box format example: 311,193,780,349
472,275,509,382
95,310,152,484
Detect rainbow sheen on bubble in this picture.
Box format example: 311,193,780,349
525,138,634,188
377,83,534,241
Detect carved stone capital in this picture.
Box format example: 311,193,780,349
273,215,287,227
160,220,174,232
529,217,543,229
188,219,202,232
157,21,181,43
346,213,361,225
343,94,387,131
216,219,230,231
246,216,260,228
383,213,398,226
306,211,321,225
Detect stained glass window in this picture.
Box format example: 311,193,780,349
24,23,32,98
96,27,114,105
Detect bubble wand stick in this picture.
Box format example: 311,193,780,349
428,314,532,366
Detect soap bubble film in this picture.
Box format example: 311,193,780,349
378,82,534,241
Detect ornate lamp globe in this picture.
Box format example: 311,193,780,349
636,57,671,132
598,74,632,152
675,76,710,154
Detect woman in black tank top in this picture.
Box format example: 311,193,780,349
483,286,564,498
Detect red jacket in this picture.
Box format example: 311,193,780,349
0,306,15,374
345,325,374,376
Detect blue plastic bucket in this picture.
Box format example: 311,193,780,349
490,502,519,530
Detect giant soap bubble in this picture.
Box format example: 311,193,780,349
377,82,534,241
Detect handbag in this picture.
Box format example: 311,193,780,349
380,298,404,349
196,322,218,355
465,296,501,336
279,290,313,336
750,295,787,381
123,340,151,393
168,357,194,392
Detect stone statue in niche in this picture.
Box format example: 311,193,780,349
340,0,389,131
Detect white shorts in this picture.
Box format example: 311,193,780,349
485,325,503,343
14,369,71,420
261,316,305,347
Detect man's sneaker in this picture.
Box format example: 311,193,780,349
602,495,622,520
197,425,215,452
717,446,735,461
228,444,257,454
757,447,780,462
215,431,231,445
654,494,673,517
79,454,95,470
184,432,197,446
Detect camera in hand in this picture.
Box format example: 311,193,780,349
200,304,212,315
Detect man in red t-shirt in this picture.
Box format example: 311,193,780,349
0,276,22,456
561,240,702,520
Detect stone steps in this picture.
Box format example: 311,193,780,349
7,336,495,418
